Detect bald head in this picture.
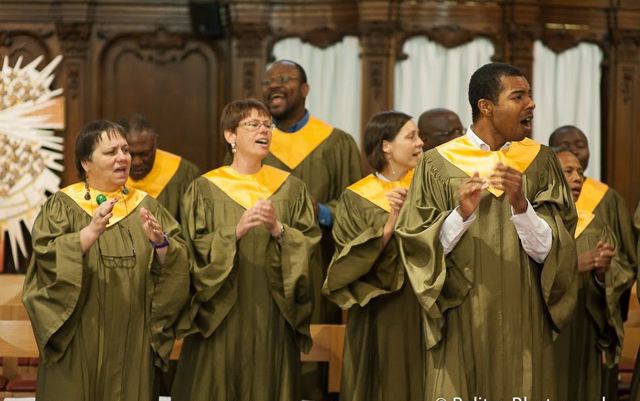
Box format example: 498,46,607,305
418,108,464,151
549,125,590,170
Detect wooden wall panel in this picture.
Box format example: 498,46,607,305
0,0,640,209
99,32,222,171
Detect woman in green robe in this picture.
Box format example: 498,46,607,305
22,120,190,401
322,111,425,401
553,150,634,401
171,99,321,401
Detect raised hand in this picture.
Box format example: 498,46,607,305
235,200,282,240
578,240,615,278
458,172,486,220
382,187,408,245
80,198,118,253
140,207,165,245
489,163,527,214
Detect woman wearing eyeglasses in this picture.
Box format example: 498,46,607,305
322,111,426,401
172,99,321,401
22,120,190,401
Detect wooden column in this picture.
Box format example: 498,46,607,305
605,29,640,210
56,22,92,186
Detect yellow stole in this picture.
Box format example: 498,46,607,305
347,170,414,212
436,135,541,197
61,183,147,227
574,177,609,239
204,165,290,209
126,149,181,198
269,116,333,170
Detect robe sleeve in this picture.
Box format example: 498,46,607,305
175,179,238,338
265,180,321,352
147,202,191,370
324,130,362,216
22,193,86,363
323,190,404,309
529,149,579,332
395,156,472,349
582,225,635,366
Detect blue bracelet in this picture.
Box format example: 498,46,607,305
150,233,169,249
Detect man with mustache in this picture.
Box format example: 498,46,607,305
396,62,578,400
261,59,362,400
552,148,633,401
549,125,637,318
549,125,637,400
418,107,466,151
120,114,200,222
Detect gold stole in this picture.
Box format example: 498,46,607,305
126,149,181,198
204,165,290,209
269,116,333,170
347,170,414,212
574,177,609,238
436,135,541,197
61,183,147,227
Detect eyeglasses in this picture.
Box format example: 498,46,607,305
429,128,467,137
97,225,137,269
240,120,275,131
260,75,300,87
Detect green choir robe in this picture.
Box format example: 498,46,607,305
585,178,638,321
171,171,321,401
395,145,579,401
264,122,362,324
155,158,200,221
323,177,424,401
554,214,634,401
628,202,640,401
22,189,190,401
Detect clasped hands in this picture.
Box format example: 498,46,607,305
236,199,283,240
458,162,527,221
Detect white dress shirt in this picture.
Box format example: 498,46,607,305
438,128,552,263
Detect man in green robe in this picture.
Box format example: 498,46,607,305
550,125,637,319
396,62,579,400
553,149,634,401
262,59,362,399
418,107,465,151
23,186,190,401
121,114,200,221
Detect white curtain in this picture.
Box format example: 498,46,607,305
394,37,495,127
272,37,362,145
532,40,603,179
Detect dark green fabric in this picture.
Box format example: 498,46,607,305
22,191,190,401
395,146,579,400
323,188,424,401
554,215,634,401
171,174,320,401
156,158,200,221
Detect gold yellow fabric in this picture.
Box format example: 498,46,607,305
270,116,333,170
61,183,146,227
127,149,182,199
575,209,596,239
436,135,541,197
203,165,290,209
346,170,414,213
576,177,609,217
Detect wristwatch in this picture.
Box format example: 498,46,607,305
150,233,170,249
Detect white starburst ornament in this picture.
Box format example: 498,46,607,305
0,55,65,270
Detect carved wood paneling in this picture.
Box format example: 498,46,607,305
99,29,222,170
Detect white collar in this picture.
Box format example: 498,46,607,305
374,172,392,182
467,126,512,151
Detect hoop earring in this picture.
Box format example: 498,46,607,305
84,181,91,201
